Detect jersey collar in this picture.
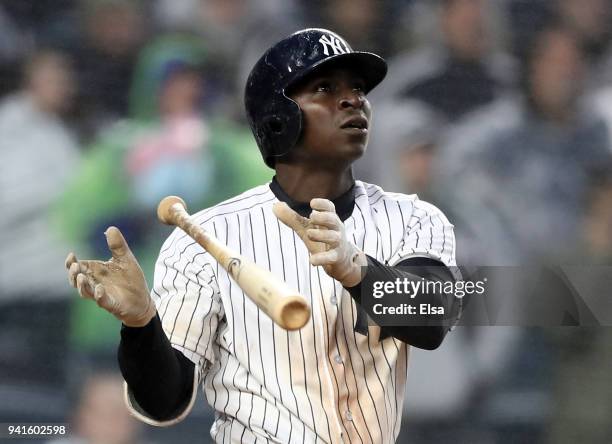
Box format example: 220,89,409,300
269,176,356,222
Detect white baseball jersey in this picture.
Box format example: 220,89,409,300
125,180,457,443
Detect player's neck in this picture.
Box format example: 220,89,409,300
274,165,355,203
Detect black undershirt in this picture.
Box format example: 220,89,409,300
269,176,356,221
118,179,458,420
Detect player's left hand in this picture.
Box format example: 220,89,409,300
273,198,366,287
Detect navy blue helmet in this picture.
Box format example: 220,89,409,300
244,28,387,168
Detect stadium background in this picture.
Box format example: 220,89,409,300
1,0,612,443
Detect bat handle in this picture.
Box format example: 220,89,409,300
158,196,188,225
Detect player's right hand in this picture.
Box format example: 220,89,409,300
65,226,157,328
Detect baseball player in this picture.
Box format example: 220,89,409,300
66,28,461,443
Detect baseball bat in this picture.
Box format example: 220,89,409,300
157,196,311,330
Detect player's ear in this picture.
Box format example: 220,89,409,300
263,116,285,135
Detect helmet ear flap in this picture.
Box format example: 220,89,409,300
263,115,285,134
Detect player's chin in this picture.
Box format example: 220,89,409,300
341,137,368,160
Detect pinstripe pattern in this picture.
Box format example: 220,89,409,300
138,181,457,443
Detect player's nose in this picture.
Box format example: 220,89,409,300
338,88,366,110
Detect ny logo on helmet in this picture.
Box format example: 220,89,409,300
319,34,349,56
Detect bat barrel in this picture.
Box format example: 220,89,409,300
276,296,311,330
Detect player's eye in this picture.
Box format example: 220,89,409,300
315,81,332,93
352,82,365,93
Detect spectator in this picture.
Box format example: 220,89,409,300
0,5,33,97
0,49,79,385
546,170,612,443
154,0,291,121
556,0,611,64
438,23,611,265
49,371,148,444
509,0,612,89
355,100,443,198
300,0,400,57
579,172,612,263
155,0,297,120
373,0,515,123
68,0,147,140
430,25,611,441
56,35,272,356
357,0,515,186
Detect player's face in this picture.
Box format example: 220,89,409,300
288,66,371,164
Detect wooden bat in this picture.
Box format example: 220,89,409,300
157,196,311,330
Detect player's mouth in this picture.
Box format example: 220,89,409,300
340,115,368,134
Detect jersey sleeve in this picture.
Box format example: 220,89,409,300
152,229,223,365
388,200,460,278
124,227,223,426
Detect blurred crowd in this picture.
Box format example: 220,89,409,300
1,0,611,443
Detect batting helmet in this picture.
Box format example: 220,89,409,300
244,28,387,168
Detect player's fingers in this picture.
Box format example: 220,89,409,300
65,252,77,270
68,261,85,287
105,226,133,261
68,261,95,288
310,249,339,266
76,273,95,299
273,202,310,236
310,198,335,212
78,259,113,282
309,210,340,229
93,283,117,313
307,228,340,247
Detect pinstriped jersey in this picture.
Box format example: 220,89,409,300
125,180,457,443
